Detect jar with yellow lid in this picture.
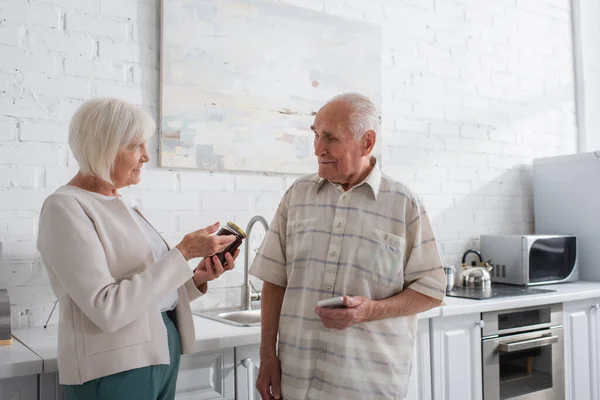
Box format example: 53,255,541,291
215,221,247,264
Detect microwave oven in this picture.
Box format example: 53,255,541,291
480,235,578,286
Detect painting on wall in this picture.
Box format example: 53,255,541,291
160,0,382,174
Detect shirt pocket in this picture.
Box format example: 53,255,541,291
286,218,317,269
355,225,405,287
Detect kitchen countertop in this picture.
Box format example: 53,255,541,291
441,281,600,316
0,337,42,379
9,280,600,378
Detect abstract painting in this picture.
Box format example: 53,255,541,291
160,0,382,174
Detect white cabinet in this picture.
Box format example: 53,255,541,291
406,318,433,400
564,298,600,400
431,313,482,400
0,375,38,400
39,372,65,400
235,344,261,400
175,348,235,400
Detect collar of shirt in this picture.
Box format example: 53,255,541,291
315,156,381,200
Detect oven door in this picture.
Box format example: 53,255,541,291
482,327,564,400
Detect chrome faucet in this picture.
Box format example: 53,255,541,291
243,215,269,310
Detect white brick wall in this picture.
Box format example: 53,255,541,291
0,0,577,328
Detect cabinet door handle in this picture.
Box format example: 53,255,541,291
242,358,254,400
476,320,485,328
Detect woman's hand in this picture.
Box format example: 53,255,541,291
175,222,235,261
193,249,240,291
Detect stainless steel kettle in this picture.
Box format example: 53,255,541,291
460,249,493,289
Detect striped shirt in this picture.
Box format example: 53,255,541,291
249,159,446,400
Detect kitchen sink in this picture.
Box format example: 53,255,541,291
196,308,261,327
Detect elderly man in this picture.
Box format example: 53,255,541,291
250,93,446,400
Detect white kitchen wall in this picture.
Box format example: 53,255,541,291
0,0,577,328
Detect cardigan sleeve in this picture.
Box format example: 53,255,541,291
37,194,193,333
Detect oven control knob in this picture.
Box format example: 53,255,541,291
476,320,485,328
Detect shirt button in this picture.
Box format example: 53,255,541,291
336,222,342,229
330,250,337,257
341,195,347,200
325,284,332,290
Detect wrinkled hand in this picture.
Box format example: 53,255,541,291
176,222,236,261
193,249,239,290
256,357,282,400
315,296,373,330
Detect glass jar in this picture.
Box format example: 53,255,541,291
215,221,247,264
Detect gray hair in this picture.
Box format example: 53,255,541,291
328,92,380,140
68,98,155,185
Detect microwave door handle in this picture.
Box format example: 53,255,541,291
498,335,559,353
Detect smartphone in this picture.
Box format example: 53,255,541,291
316,296,347,309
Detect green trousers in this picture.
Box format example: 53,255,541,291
64,312,181,400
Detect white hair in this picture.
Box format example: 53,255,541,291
68,98,155,185
328,92,380,140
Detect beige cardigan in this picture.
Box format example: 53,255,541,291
37,185,203,385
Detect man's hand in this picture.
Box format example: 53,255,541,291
193,249,239,291
315,295,373,330
256,357,282,400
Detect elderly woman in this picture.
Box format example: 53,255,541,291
37,98,237,400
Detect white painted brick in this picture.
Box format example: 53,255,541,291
44,167,77,188
252,193,283,212
0,216,8,238
66,12,128,39
0,240,39,260
0,117,16,141
441,181,472,194
95,81,149,106
0,190,50,211
140,192,197,211
444,211,475,225
48,99,86,123
98,39,141,63
176,212,236,234
1,1,61,29
384,147,429,166
429,151,459,166
29,259,50,285
0,261,33,286
0,45,58,76
415,167,448,180
235,175,283,191
285,177,298,189
20,121,69,143
136,211,175,234
202,192,250,211
7,284,55,304
7,216,36,239
0,166,37,189
22,73,91,99
0,144,63,166
64,58,125,81
460,124,488,139
1,95,50,119
447,167,479,181
135,170,176,191
180,172,235,191
430,121,461,136
100,0,155,21
0,24,21,47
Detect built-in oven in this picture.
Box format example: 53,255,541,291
482,304,564,400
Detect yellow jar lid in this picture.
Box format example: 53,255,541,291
226,221,247,238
